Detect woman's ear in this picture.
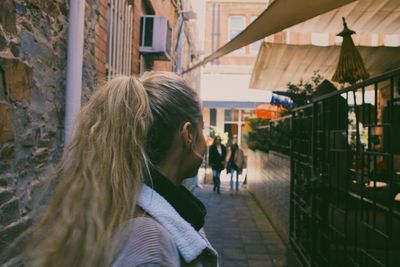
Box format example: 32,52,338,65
181,122,193,147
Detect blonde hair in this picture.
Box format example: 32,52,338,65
140,71,202,164
27,76,151,267
25,72,201,267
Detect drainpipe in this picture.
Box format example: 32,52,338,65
64,0,85,146
174,0,184,73
175,18,184,73
211,3,216,65
216,3,220,65
211,2,215,61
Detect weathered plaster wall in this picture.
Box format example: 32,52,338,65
247,150,291,244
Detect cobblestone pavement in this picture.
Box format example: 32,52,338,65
193,175,299,267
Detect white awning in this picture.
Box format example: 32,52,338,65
250,43,400,90
286,0,400,35
183,0,355,73
250,0,400,90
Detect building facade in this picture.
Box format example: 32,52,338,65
0,0,197,265
194,0,269,149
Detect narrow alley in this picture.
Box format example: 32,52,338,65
194,175,299,267
1,0,399,266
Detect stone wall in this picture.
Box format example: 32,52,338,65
82,0,101,100
0,0,198,264
247,150,291,244
0,0,99,265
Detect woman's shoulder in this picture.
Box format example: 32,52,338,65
112,217,180,267
124,216,166,232
123,217,176,247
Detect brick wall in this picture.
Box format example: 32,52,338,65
0,0,99,265
247,150,291,244
128,0,200,78
94,0,188,78
130,0,176,74
131,0,143,75
95,0,108,84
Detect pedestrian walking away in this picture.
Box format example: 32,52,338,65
208,136,227,194
25,72,219,267
225,135,244,192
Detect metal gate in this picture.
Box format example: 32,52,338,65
289,68,400,267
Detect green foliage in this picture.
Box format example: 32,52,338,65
247,117,270,131
269,119,291,155
246,117,270,152
245,71,323,154
246,116,291,155
285,70,323,106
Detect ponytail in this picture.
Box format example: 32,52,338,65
27,76,151,267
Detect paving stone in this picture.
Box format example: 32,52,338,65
247,253,273,261
194,177,300,267
223,248,247,260
242,236,264,244
245,244,268,254
221,242,244,249
222,260,248,267
248,259,274,267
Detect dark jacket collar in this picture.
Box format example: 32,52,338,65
145,168,206,231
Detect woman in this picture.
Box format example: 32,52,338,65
27,72,218,267
208,136,226,194
225,136,244,192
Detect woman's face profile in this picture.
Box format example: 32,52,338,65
215,137,221,145
184,117,207,178
196,118,207,158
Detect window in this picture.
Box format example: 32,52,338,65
210,108,217,126
224,109,244,143
224,109,239,122
106,0,134,79
224,123,239,140
250,16,262,54
229,16,245,54
241,109,255,120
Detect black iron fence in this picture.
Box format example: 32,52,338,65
283,68,400,267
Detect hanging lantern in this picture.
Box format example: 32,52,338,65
332,17,369,84
332,17,369,160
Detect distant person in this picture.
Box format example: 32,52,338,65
25,72,218,267
226,136,244,192
208,136,226,194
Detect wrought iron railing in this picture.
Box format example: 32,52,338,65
289,68,400,267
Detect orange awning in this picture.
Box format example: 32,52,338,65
255,104,286,120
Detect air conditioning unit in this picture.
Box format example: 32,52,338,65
140,16,172,61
